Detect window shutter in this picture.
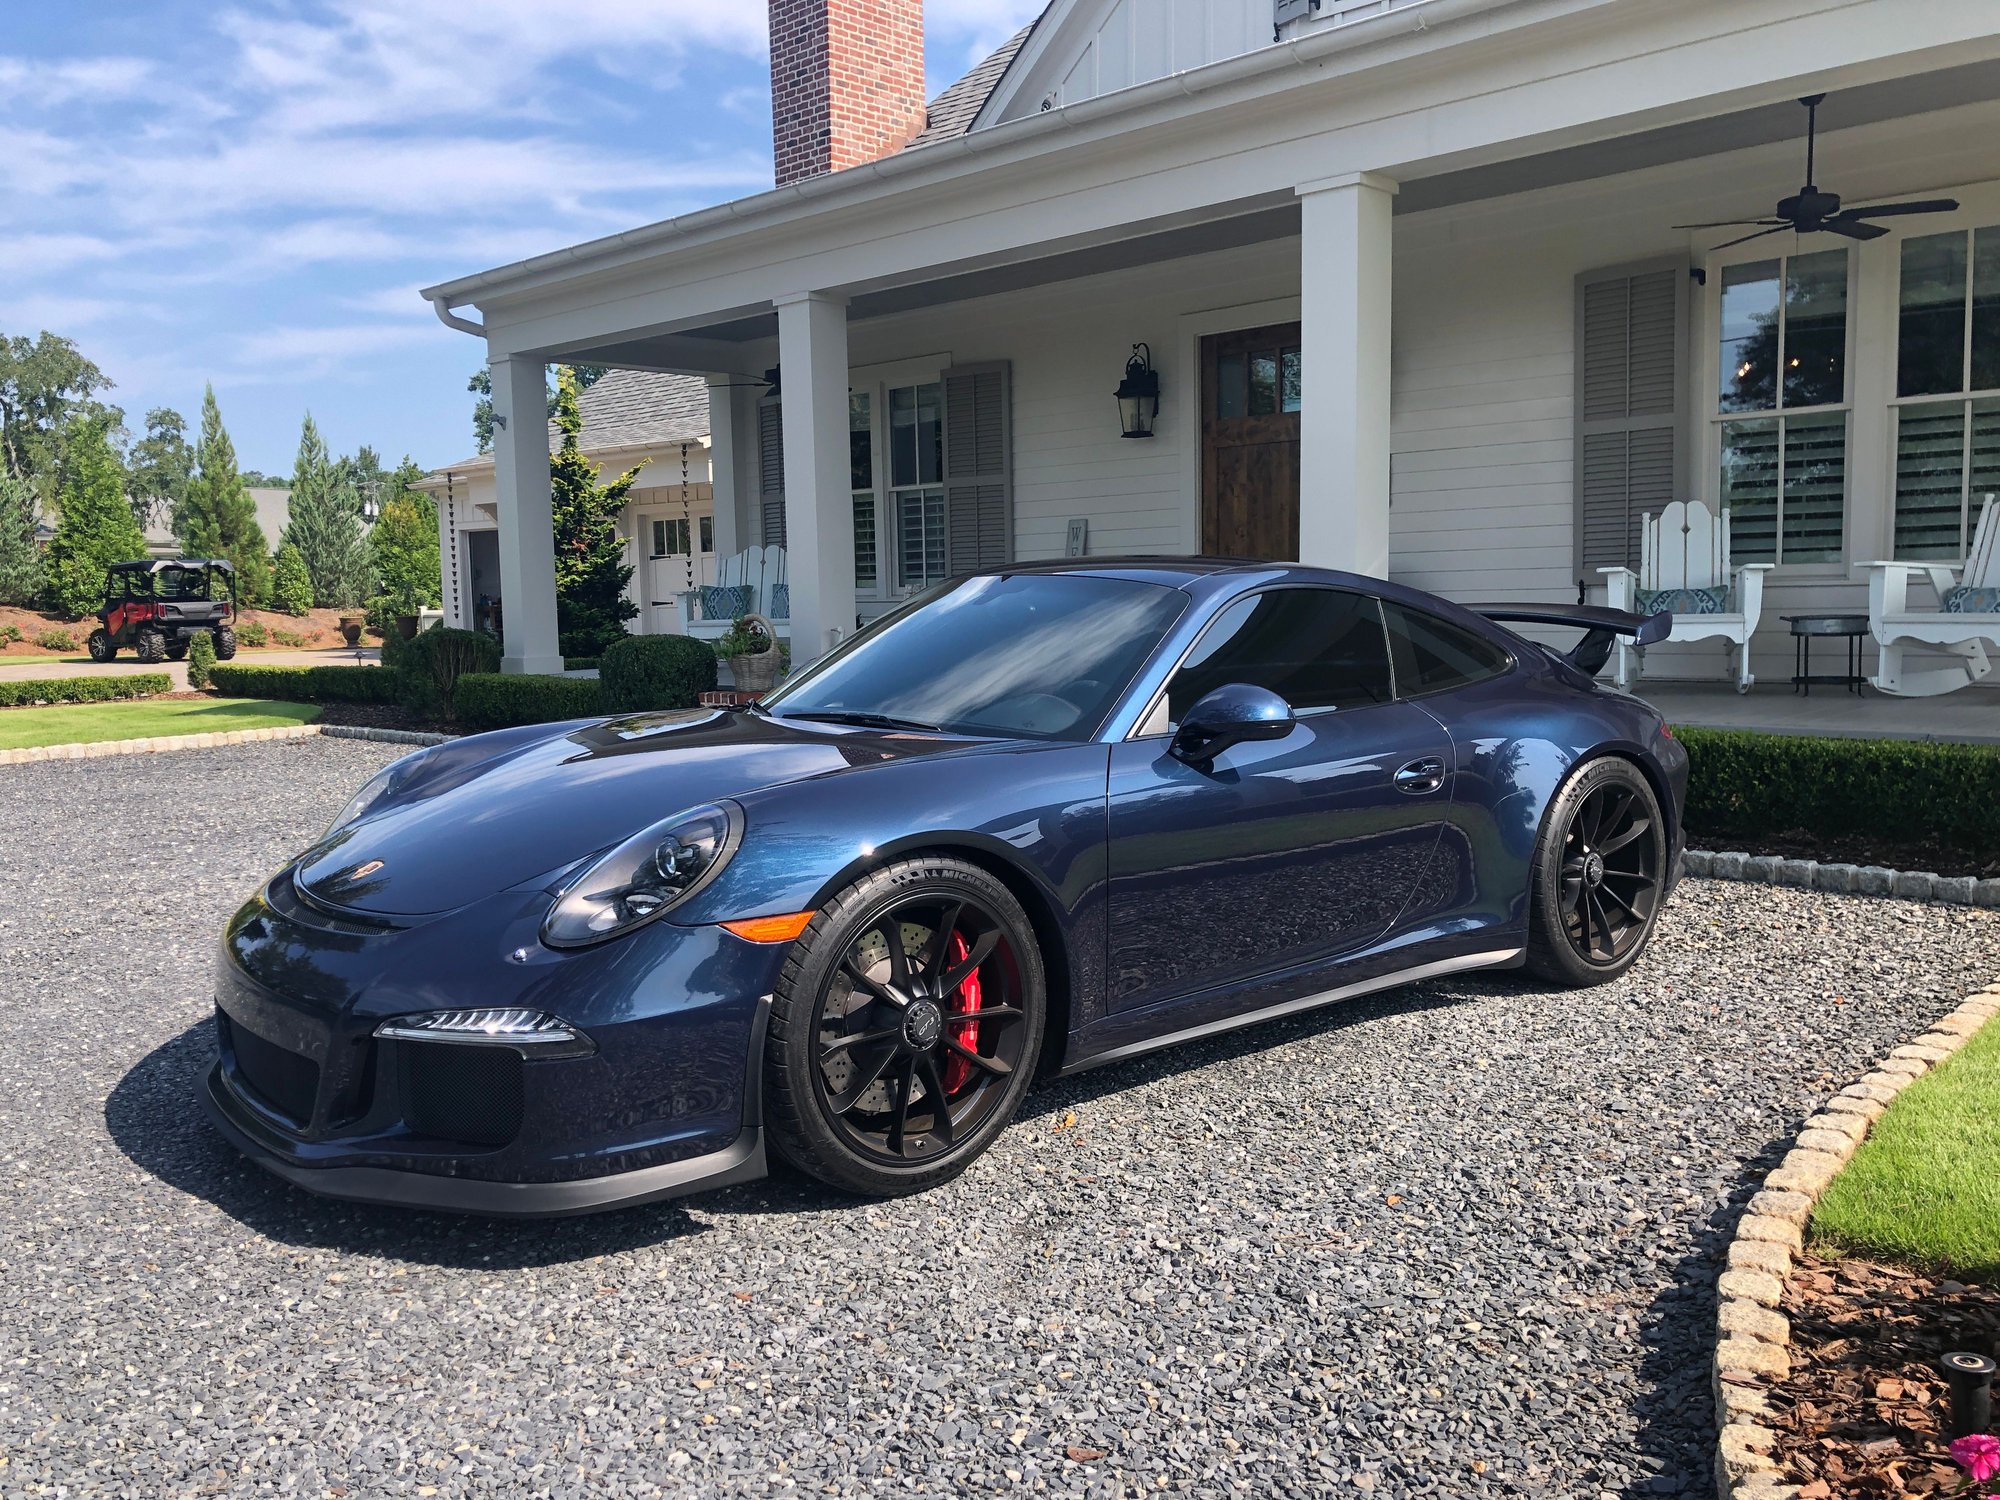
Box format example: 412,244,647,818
1574,262,1686,575
942,362,1011,575
757,400,787,548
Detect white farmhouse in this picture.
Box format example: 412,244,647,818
421,0,2000,692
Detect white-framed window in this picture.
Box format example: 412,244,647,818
1890,223,2000,558
851,390,881,596
1708,246,1853,566
890,381,946,591
699,514,713,554
650,517,692,557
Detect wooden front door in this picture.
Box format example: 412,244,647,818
1201,323,1302,560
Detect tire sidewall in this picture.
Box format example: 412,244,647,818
765,858,1046,1197
1527,756,1667,987
87,629,114,663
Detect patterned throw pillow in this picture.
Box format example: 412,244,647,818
1635,585,1731,615
1942,585,2000,614
768,584,790,620
699,585,751,620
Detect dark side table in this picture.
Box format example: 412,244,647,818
1783,614,1869,696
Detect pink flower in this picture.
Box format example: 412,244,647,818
1953,1433,2000,1485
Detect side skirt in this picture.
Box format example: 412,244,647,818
1059,947,1523,1076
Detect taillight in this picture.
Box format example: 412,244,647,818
1660,723,1676,740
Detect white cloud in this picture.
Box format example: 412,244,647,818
0,294,127,333
232,321,446,383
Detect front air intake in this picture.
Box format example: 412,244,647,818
395,1041,524,1147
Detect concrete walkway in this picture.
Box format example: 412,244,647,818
0,646,380,692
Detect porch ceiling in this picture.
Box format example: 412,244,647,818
555,52,2000,374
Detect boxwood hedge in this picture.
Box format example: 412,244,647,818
1677,726,2000,859
0,672,172,708
207,664,404,703
599,634,717,713
455,673,602,732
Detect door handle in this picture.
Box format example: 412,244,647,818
1393,757,1446,795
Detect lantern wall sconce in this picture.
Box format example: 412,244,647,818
1116,343,1161,439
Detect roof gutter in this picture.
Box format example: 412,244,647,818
418,0,1523,313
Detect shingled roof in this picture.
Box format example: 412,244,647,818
906,15,1042,151
553,367,710,450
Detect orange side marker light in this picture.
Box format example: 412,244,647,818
720,911,816,944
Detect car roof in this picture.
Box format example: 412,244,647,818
971,556,1379,591
108,558,234,573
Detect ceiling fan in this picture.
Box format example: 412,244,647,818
1676,94,1959,251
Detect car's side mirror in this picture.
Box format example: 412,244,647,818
1169,683,1296,765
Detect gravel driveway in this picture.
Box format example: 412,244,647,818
4,738,1996,1498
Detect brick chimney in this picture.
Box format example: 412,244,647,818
769,0,927,187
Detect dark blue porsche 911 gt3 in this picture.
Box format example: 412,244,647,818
205,559,1685,1214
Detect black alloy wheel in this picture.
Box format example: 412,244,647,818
1526,757,1667,987
87,629,116,663
766,857,1045,1196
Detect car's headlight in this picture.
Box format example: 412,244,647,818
325,748,434,836
542,801,742,949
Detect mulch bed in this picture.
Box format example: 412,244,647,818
1768,1253,1999,1496
1688,828,1997,880
312,701,451,735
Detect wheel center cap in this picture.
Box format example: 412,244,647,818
903,999,943,1051
1583,851,1606,887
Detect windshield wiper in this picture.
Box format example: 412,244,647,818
780,710,945,733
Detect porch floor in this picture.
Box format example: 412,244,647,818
1635,680,2000,745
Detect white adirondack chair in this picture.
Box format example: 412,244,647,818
1599,500,1772,693
676,545,789,641
1859,494,2000,697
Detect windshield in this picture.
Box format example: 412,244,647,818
157,567,213,600
765,573,1188,741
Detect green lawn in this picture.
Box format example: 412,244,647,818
1810,1019,2000,1279
0,697,320,750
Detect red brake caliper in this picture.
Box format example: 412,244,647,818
942,930,982,1093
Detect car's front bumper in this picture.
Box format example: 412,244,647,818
202,998,770,1218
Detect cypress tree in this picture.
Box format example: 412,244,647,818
550,366,641,656
178,385,270,603
0,473,41,606
43,417,148,618
283,414,370,609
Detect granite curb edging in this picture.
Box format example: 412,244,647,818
1685,849,2000,907
1709,983,2000,1500
0,722,454,765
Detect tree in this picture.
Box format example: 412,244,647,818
43,417,147,619
550,366,641,655
177,386,270,605
126,406,194,532
370,491,440,615
469,362,606,454
0,474,42,606
0,331,119,506
282,413,370,609
271,542,314,616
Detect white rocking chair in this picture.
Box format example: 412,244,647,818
676,545,790,642
1599,500,1772,693
1859,494,2000,697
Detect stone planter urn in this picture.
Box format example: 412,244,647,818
394,614,420,641
338,614,364,646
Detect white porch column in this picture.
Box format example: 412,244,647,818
774,291,855,657
705,374,744,559
1297,171,1397,578
489,353,564,674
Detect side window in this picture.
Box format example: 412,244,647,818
1382,602,1512,696
1166,588,1393,722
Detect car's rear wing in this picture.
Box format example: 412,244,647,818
1468,604,1672,675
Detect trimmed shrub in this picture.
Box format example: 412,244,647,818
400,626,502,720
0,625,23,646
35,628,77,652
207,664,403,703
1678,726,2000,860
456,673,602,733
271,543,315,616
270,627,309,648
600,633,717,713
235,619,269,648
563,656,601,672
0,672,170,708
186,630,216,690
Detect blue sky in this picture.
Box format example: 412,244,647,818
3,1,1046,476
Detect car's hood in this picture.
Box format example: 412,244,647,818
295,708,979,917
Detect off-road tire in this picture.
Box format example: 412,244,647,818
166,642,188,661
1525,756,1668,988
134,628,166,664
764,856,1046,1198
87,629,116,663
213,627,237,660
